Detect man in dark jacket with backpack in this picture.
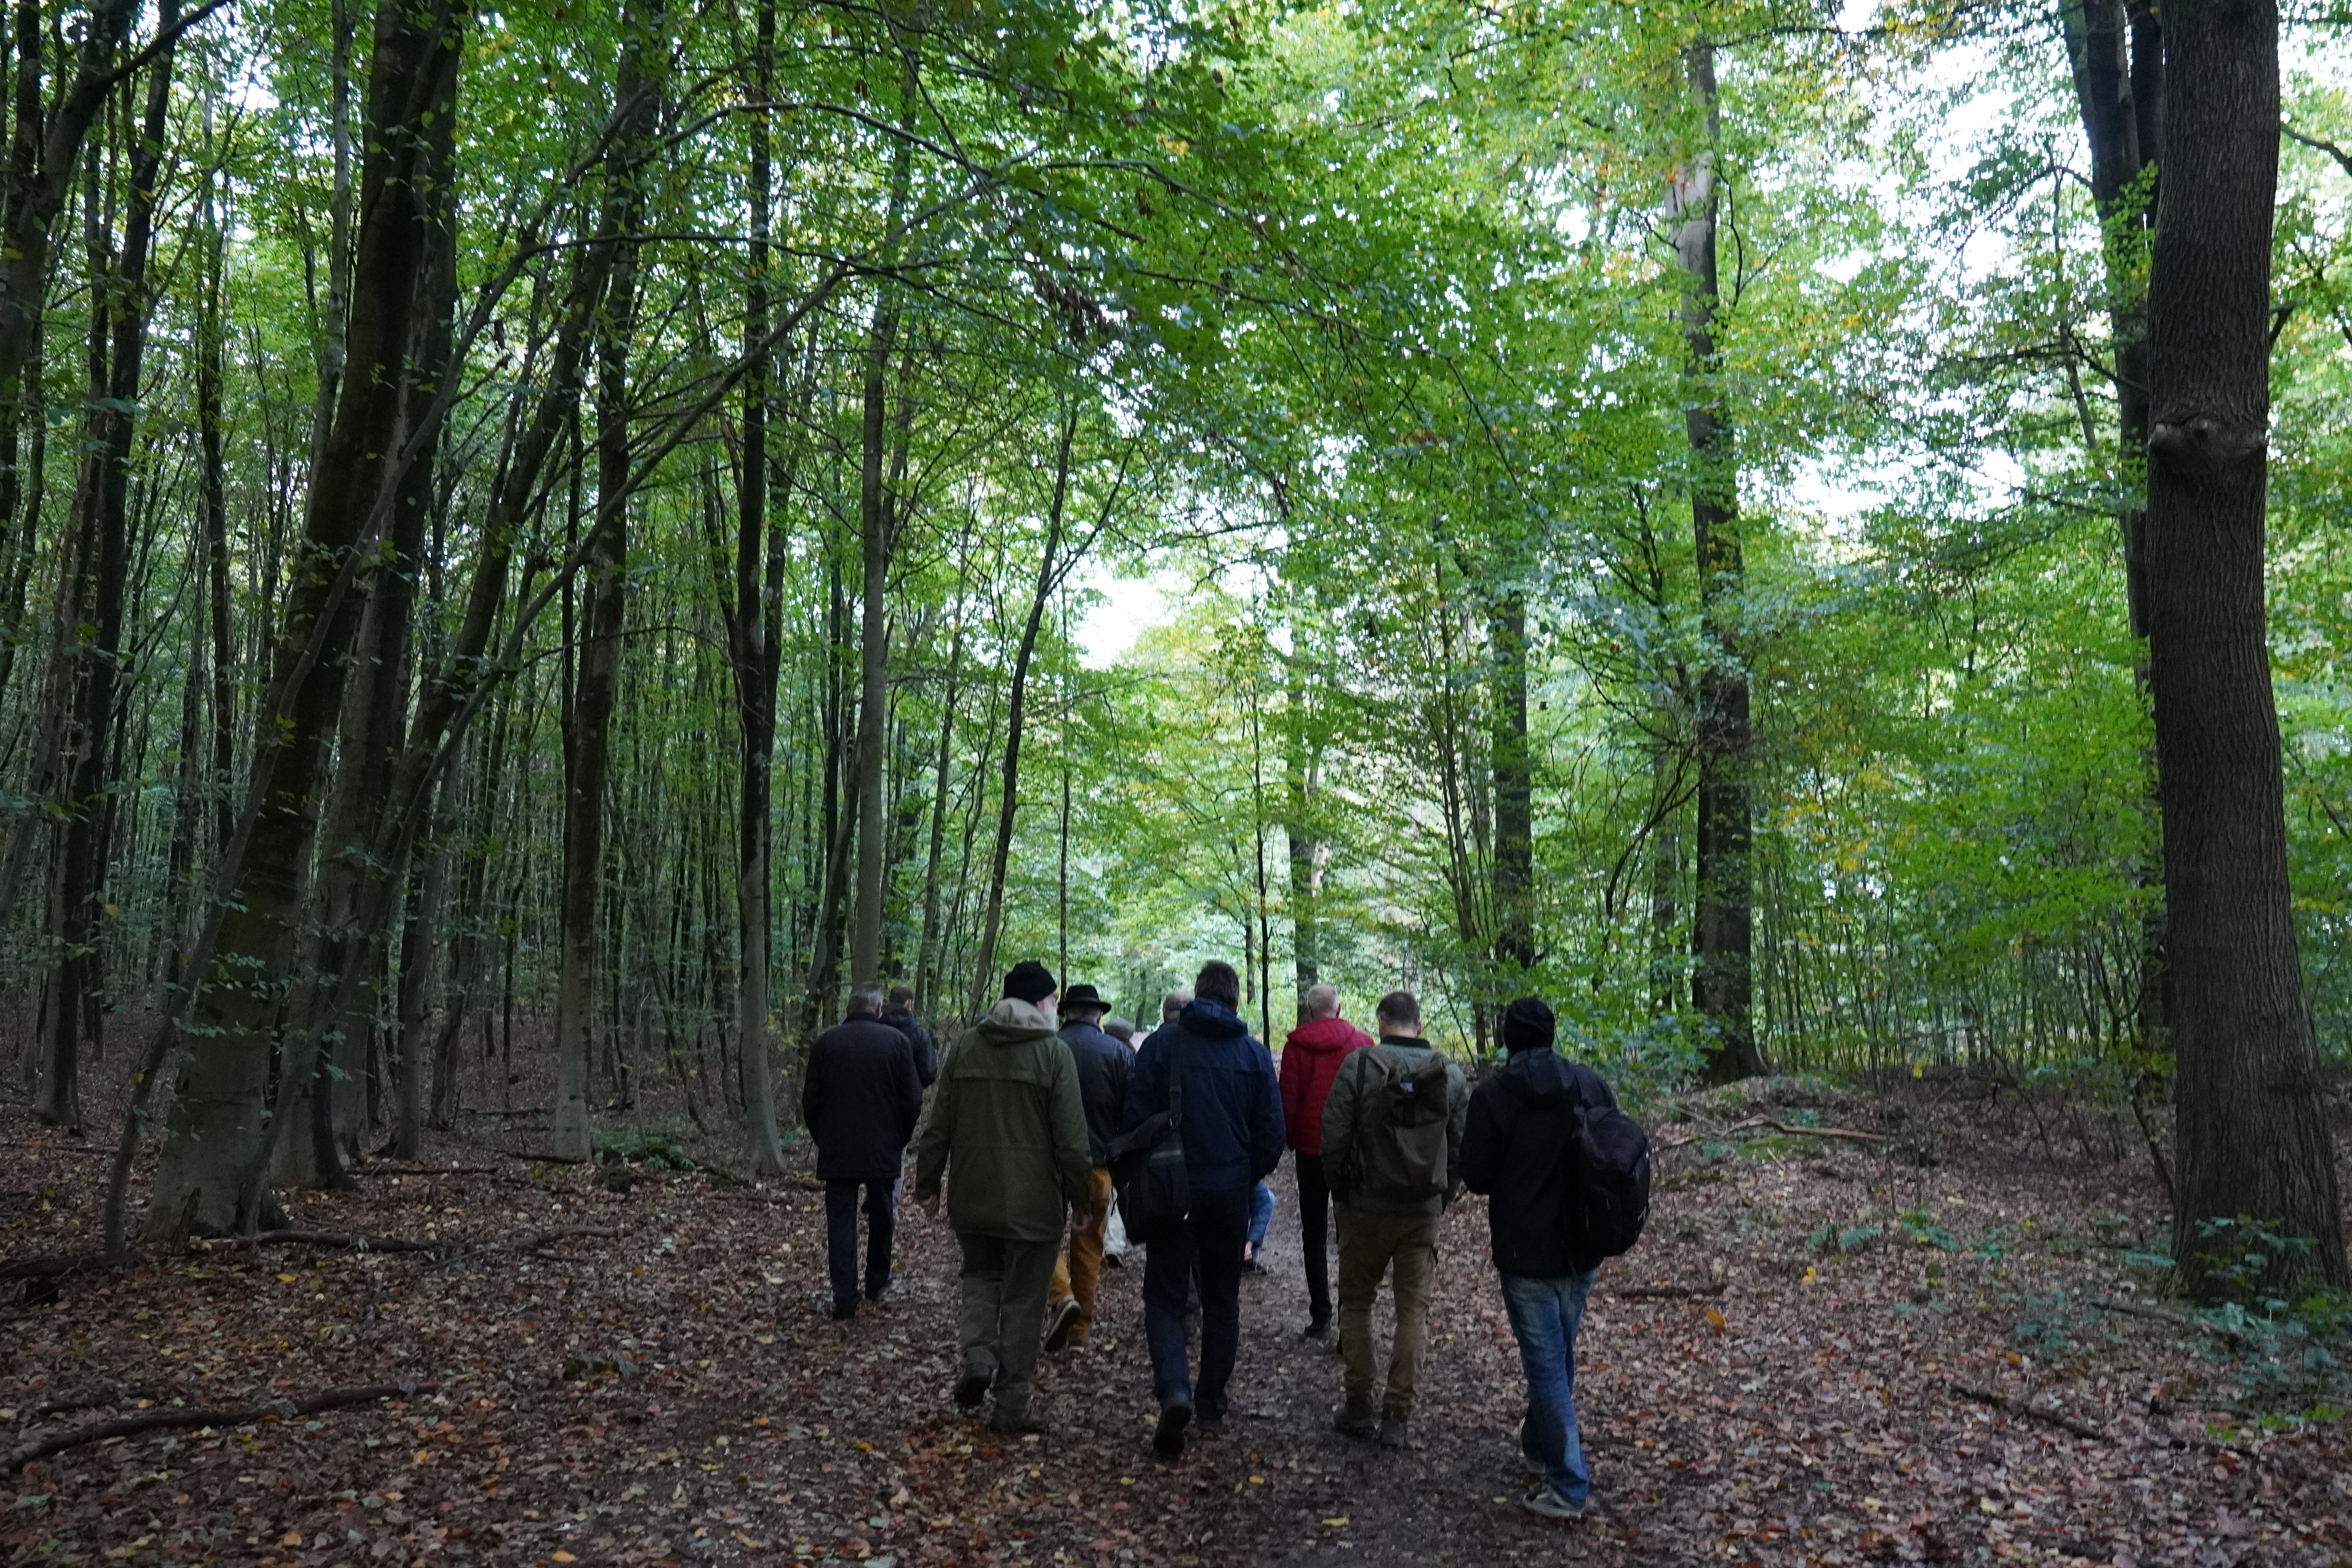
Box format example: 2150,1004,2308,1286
1120,961,1284,1459
880,984,939,1088
802,988,925,1320
1460,996,1627,1521
1320,990,1467,1448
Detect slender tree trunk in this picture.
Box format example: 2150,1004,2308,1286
2144,0,2346,1289
849,51,917,992
1670,44,1763,1083
36,14,177,1132
1284,652,1318,1007
1490,589,1535,976
554,19,658,1161
145,0,469,1241
969,405,1076,1009
729,0,787,1178
2060,0,2170,1054
914,541,975,1007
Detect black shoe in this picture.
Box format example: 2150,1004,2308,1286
1196,1415,1225,1440
865,1281,892,1304
1153,1399,1192,1459
1043,1298,1082,1355
954,1373,991,1410
1300,1316,1332,1341
829,1299,858,1322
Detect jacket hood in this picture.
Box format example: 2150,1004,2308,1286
1285,1016,1367,1055
879,1005,915,1026
976,996,1058,1044
1177,997,1249,1039
1502,1046,1575,1106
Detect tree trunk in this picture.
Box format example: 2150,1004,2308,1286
145,0,468,1241
1284,652,1319,1007
2144,0,2346,1290
729,0,787,1178
969,405,1076,1010
1670,43,1764,1084
553,20,658,1161
36,12,178,1132
1490,589,1535,977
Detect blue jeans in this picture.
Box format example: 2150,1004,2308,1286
1500,1270,1596,1504
1143,1184,1250,1420
825,1178,895,1308
1247,1180,1276,1249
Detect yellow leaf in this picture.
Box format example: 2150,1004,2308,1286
1322,1517,1349,1527
551,1554,578,1564
1704,1307,1726,1332
275,1272,298,1283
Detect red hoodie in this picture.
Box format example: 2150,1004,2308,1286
1279,1015,1374,1155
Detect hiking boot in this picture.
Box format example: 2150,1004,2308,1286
1379,1412,1409,1449
1520,1483,1585,1521
1332,1395,1377,1441
953,1372,991,1410
1300,1315,1332,1341
829,1298,858,1322
1043,1297,1082,1355
990,1407,1048,1436
1152,1398,1193,1459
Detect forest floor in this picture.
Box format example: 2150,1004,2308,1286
2,1068,2349,1568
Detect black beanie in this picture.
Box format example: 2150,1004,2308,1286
1500,995,1556,1053
1003,960,1058,1005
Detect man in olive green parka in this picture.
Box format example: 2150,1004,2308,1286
915,960,1093,1433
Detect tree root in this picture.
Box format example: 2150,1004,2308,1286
4,1380,438,1474
1947,1381,2109,1442
1610,1281,1728,1299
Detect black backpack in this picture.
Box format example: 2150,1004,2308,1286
1108,1038,1190,1245
1559,1097,1651,1265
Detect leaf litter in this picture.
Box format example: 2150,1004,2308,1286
0,1080,2346,1567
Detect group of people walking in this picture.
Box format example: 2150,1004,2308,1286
798,960,1626,1522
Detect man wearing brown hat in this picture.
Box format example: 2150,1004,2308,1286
1044,983,1129,1352
914,960,1094,1433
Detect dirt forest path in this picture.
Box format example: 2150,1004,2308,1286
2,1080,2348,1567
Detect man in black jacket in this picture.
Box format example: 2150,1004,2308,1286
1459,996,1616,1522
803,989,924,1321
881,984,939,1088
1044,983,1129,1352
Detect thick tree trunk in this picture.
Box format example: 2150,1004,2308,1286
146,0,468,1240
2145,0,2346,1290
553,22,658,1161
1669,44,1764,1084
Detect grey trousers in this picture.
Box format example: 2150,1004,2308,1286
956,1232,1059,1419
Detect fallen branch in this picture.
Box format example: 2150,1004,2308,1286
0,1251,133,1282
4,1380,438,1474
1947,1381,2108,1443
2090,1297,2245,1345
434,1225,621,1269
1658,1117,1894,1151
197,1230,444,1255
356,1163,513,1176
1610,1281,1728,1299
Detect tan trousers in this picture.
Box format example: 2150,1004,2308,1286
1336,1206,1441,1417
1048,1166,1115,1341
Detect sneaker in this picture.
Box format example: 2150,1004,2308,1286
1102,1251,1125,1269
1152,1399,1193,1459
1379,1412,1408,1449
1332,1397,1377,1441
953,1373,991,1410
1043,1298,1082,1355
1299,1316,1332,1341
1520,1484,1585,1521
1196,1415,1225,1440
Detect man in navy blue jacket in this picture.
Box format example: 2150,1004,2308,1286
1121,961,1285,1459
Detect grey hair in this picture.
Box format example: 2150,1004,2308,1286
1160,990,1192,1023
1303,983,1340,1020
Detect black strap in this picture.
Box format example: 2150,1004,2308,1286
1166,1029,1185,1134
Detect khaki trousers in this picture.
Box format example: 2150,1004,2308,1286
1336,1206,1441,1417
1048,1166,1115,1339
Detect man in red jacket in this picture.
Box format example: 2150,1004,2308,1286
1277,983,1373,1339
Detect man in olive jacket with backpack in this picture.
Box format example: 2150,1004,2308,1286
1320,989,1468,1448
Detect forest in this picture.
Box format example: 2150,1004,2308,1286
0,0,2348,1562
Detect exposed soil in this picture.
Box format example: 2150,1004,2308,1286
1,1073,2347,1567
